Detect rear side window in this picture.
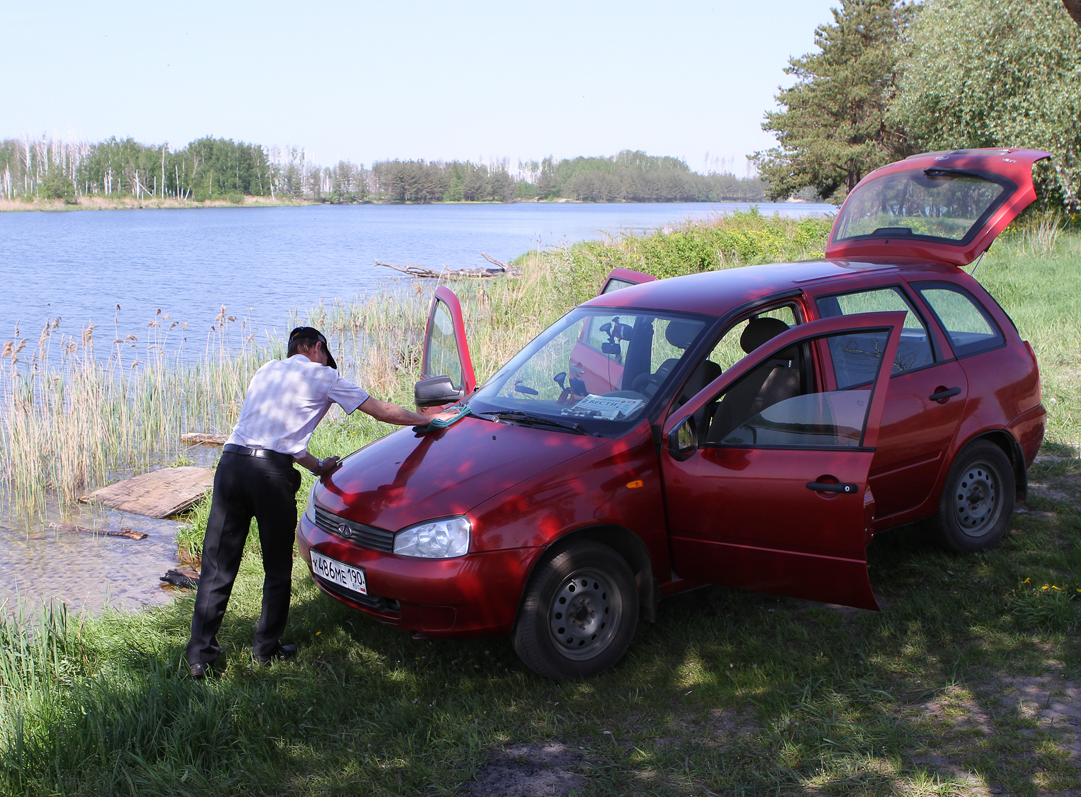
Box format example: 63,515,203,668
816,287,934,388
914,283,1004,358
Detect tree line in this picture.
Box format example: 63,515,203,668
0,138,768,205
754,0,1081,211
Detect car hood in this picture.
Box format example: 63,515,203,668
316,415,607,530
826,148,1051,267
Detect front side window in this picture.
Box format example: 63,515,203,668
832,169,1014,245
816,287,934,387
470,307,708,434
425,300,464,388
914,283,1004,358
704,329,891,449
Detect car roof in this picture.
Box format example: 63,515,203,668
583,259,956,318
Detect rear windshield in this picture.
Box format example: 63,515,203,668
832,169,1015,246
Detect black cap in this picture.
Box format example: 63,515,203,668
289,326,337,369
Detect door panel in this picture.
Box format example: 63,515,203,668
599,268,656,295
420,287,476,412
661,313,906,610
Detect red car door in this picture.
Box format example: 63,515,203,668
419,286,476,412
660,312,906,610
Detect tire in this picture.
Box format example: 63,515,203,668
513,539,638,680
936,440,1015,553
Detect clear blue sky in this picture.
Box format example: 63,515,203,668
0,0,839,173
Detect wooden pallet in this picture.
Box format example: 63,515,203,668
81,466,214,518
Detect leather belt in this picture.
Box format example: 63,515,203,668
223,444,294,464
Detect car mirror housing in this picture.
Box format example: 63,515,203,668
415,375,465,407
667,416,697,461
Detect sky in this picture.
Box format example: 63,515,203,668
0,0,841,174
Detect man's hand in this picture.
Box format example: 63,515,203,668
296,451,341,476
431,409,459,422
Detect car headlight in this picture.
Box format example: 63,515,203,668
393,516,471,559
304,481,318,525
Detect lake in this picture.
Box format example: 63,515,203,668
0,200,835,617
0,201,834,363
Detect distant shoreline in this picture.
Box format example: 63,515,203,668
0,195,800,213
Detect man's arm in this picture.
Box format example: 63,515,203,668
359,397,438,426
295,451,340,476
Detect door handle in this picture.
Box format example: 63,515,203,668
929,386,962,402
806,481,858,494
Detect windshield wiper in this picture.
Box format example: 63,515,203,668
475,410,588,435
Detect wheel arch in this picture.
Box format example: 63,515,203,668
965,429,1028,504
512,525,658,632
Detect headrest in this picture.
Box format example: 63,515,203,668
740,317,790,354
665,320,700,349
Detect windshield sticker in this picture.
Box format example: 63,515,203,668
561,394,644,420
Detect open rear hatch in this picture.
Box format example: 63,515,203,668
826,148,1051,267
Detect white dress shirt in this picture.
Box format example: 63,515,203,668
226,354,370,457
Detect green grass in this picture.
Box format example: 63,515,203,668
2,212,1080,795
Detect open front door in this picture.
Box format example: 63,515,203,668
661,312,906,610
419,286,476,413
599,268,656,295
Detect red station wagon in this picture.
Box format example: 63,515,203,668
298,148,1049,679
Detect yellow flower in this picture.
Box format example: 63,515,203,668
1023,577,1031,584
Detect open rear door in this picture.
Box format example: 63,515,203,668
419,286,476,413
660,312,906,610
826,148,1051,267
599,268,656,296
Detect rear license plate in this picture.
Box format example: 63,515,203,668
310,550,367,596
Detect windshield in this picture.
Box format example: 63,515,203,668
832,169,1014,245
468,307,709,433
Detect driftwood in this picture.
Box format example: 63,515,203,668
49,522,148,540
374,258,520,279
481,252,509,270
181,433,228,446
160,568,200,589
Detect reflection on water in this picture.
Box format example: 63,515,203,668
0,501,188,619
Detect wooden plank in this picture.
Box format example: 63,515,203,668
80,466,214,518
181,433,228,445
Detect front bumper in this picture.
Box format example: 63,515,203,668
296,513,541,638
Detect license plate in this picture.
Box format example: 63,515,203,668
310,550,367,596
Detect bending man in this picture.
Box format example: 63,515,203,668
187,326,448,678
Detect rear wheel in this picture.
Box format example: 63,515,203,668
513,540,638,680
936,440,1015,553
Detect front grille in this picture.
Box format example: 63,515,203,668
314,507,395,552
314,577,400,615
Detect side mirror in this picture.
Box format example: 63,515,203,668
415,375,465,407
667,416,697,461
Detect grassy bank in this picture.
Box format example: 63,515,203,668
2,213,1079,795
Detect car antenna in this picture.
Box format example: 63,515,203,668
969,250,987,276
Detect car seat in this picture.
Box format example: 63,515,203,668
707,317,801,443
631,320,718,402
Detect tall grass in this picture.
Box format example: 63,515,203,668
0,312,268,515
1,211,1080,795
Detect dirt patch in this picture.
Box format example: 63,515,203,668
1000,674,1081,761
458,742,587,797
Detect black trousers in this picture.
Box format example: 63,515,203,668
187,452,302,666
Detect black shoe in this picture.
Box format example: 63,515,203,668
254,643,297,666
190,662,214,679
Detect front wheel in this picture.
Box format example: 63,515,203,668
936,440,1015,553
513,540,638,680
